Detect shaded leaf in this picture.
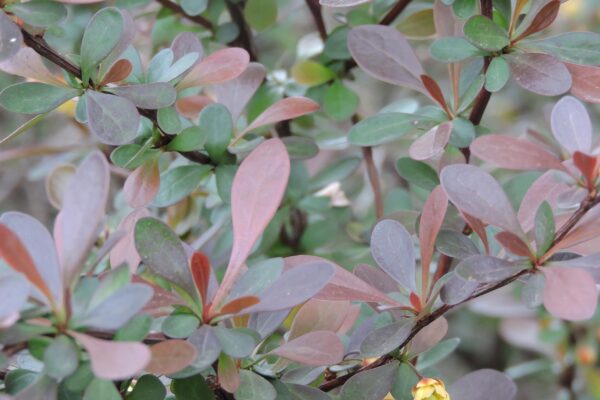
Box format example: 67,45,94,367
409,122,452,161
235,370,276,400
107,83,176,109
80,8,124,83
146,340,197,376
513,0,560,42
430,37,485,63
181,48,250,87
449,369,516,400
86,91,140,145
507,53,571,96
523,32,600,65
0,11,22,62
153,164,211,207
215,62,266,122
124,157,160,208
0,82,79,114
455,255,525,283
463,15,509,51
550,95,592,154
186,326,222,371
485,56,510,92
349,112,435,147
340,362,398,400
566,63,600,104
271,331,344,366
360,319,414,357
396,157,440,191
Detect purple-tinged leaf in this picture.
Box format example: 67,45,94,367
566,63,600,104
440,164,524,236
409,317,448,356
211,139,290,307
97,9,135,79
218,353,240,393
187,325,222,371
471,134,566,171
495,231,533,258
246,262,335,313
0,212,62,305
110,209,150,273
180,48,250,88
353,263,401,295
235,370,276,400
146,340,198,376
215,62,266,122
542,266,597,321
419,187,448,282
449,369,516,400
213,326,256,358
70,331,151,380
286,383,330,400
436,230,481,260
522,273,545,308
107,83,177,109
0,273,29,321
548,253,600,283
0,48,64,85
409,122,452,160
123,158,160,208
100,59,132,85
288,299,353,340
456,255,526,284
270,331,344,366
248,310,290,339
518,171,570,232
54,151,109,288
171,31,203,63
370,219,417,292
86,91,140,145
360,319,414,357
347,25,426,94
340,362,399,400
507,53,571,96
12,376,57,400
441,273,478,305
550,95,592,154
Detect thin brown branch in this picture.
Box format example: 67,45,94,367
379,0,412,26
553,194,600,244
21,30,213,165
155,0,213,29
306,0,327,40
362,147,385,219
224,0,258,61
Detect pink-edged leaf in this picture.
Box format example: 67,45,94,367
211,139,290,307
449,369,517,400
146,340,197,375
573,151,600,186
471,134,566,171
133,276,186,316
550,95,592,154
100,59,132,85
518,171,570,232
0,223,54,305
288,299,353,340
70,331,151,380
218,353,240,393
440,164,524,236
123,157,160,208
285,255,401,305
270,331,344,366
54,151,109,287
409,316,447,355
353,263,400,294
542,266,597,321
0,212,62,305
409,122,452,161
0,47,64,86
110,209,150,273
419,186,448,276
371,219,417,292
170,31,204,62
180,48,250,88
347,25,427,94
462,212,490,255
507,53,571,96
565,63,600,104
215,62,266,122
241,97,319,136
175,95,213,119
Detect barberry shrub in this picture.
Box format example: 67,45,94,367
0,0,599,399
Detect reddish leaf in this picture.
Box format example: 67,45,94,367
573,151,600,187
419,186,448,295
70,331,151,380
421,75,450,115
0,224,54,304
288,299,353,340
409,122,452,161
190,251,211,305
269,331,344,366
133,276,186,316
507,53,571,96
211,139,290,307
513,0,560,42
219,296,260,316
495,231,533,258
462,213,489,255
123,158,160,208
100,59,132,85
542,266,598,321
146,340,197,375
471,134,566,172
175,95,213,119
181,48,250,88
218,353,240,393
409,316,447,355
566,63,600,104
215,62,266,122
240,97,319,137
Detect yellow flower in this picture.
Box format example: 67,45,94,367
383,394,395,400
412,378,451,400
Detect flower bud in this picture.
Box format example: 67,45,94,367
412,377,451,400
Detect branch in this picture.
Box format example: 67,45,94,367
362,147,384,219
155,0,213,29
224,0,258,61
305,0,327,40
379,0,412,25
553,195,600,244
21,30,213,166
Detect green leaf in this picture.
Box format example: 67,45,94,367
213,327,256,358
44,336,79,381
282,136,319,160
63,362,94,392
180,0,207,16
0,11,22,62
166,126,207,152
172,374,216,400
110,143,159,170
521,32,600,66
309,156,361,190
341,362,399,400
127,375,166,400
535,201,555,257
0,82,79,114
83,379,121,400
235,370,276,400
162,314,199,339
80,8,124,83
452,0,476,18
157,106,183,134
396,9,435,38
5,1,67,28
348,113,436,147
395,158,439,191
324,80,359,121
201,103,233,163
216,164,237,204
485,56,510,92
390,363,419,400
464,15,509,52
449,117,476,148
324,27,351,60
115,314,153,341
244,0,277,31
430,37,487,63
292,60,335,87
5,370,37,394
416,337,460,369
153,164,212,207
86,91,140,145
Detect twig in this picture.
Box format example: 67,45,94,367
553,195,600,244
155,0,213,29
224,0,258,61
305,0,327,40
379,0,412,25
362,147,384,219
